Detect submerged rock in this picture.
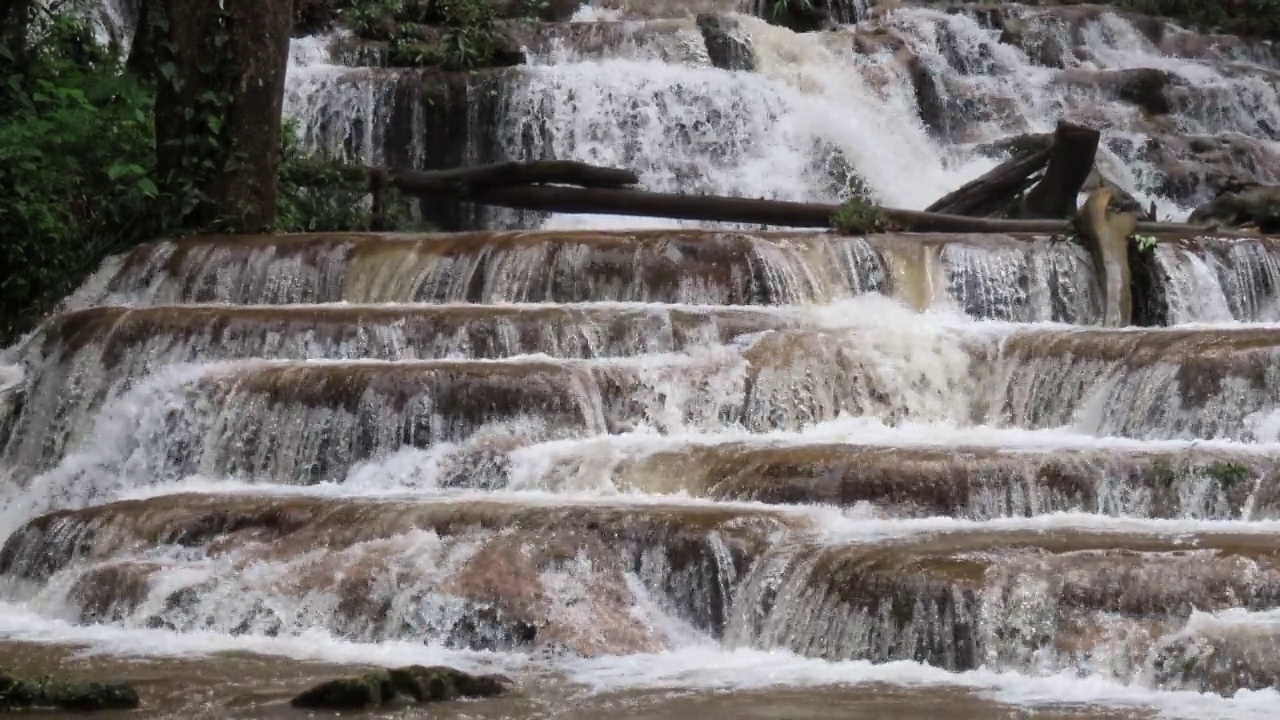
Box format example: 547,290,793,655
697,14,755,72
290,666,510,710
0,674,140,712
1152,623,1280,696
290,671,394,711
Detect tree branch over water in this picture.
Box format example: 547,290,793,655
309,159,1247,237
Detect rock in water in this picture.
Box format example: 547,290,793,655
389,665,510,702
291,666,510,710
697,14,755,72
290,671,393,710
0,674,140,711
1189,182,1280,232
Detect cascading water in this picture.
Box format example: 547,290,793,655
12,0,1280,718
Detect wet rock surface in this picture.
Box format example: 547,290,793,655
1190,182,1280,231
0,495,788,654
698,14,756,71
1152,621,1280,696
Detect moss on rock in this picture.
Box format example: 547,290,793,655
291,666,511,711
290,671,394,711
389,665,509,701
0,674,140,712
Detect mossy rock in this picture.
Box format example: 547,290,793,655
291,666,509,710
388,665,510,702
0,674,140,711
290,671,394,710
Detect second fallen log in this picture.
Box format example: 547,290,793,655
924,145,1050,217
1022,121,1102,218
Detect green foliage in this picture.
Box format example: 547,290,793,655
1150,459,1252,492
0,6,420,343
275,117,369,232
771,0,815,19
1114,0,1280,40
1203,461,1251,489
432,0,505,70
1131,233,1158,253
339,0,416,40
831,176,889,235
275,117,430,232
341,0,539,70
0,10,164,342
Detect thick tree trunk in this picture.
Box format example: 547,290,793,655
125,0,157,80
153,0,292,231
0,0,32,67
1022,121,1101,219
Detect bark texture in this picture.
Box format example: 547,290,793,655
153,0,292,231
1022,121,1102,219
0,0,32,67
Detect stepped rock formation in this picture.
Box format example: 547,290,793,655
10,0,1280,718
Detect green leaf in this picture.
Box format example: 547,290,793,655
158,61,178,81
136,178,159,196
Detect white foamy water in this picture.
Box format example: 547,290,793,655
282,33,395,164
502,44,993,214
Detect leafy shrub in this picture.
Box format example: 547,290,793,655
0,12,164,342
831,176,889,235
340,0,537,70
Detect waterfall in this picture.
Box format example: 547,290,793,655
11,1,1280,718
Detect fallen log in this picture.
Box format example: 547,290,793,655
461,183,1234,236
287,160,640,193
924,120,1100,220
292,159,1248,237
474,183,1067,231
924,146,1050,216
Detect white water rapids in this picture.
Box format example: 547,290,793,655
9,2,1280,719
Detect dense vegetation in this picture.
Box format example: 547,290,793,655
0,5,411,344
319,0,561,69
1114,0,1280,39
